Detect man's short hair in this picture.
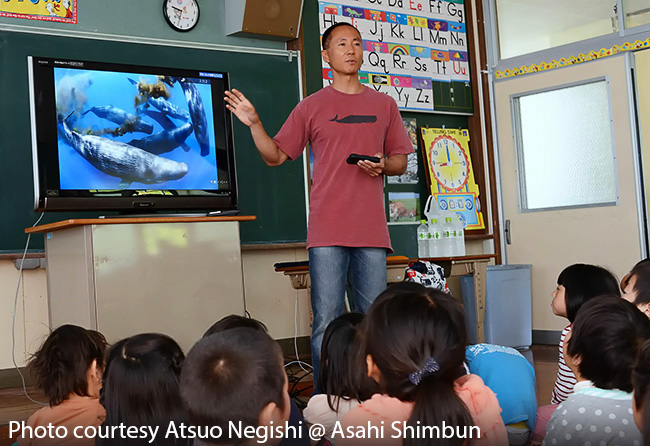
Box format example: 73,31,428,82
321,22,361,50
180,328,286,444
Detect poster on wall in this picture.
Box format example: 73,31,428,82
0,0,77,24
318,1,471,113
421,127,484,229
388,191,421,224
388,118,419,184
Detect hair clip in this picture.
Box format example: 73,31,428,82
409,357,440,386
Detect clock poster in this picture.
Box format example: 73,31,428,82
421,127,485,230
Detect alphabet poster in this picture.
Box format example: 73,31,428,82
319,1,472,113
0,0,76,23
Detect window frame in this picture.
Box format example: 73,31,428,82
510,76,620,213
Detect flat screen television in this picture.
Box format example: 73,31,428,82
28,56,237,213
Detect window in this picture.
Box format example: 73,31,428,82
623,0,650,28
513,80,618,211
496,0,617,59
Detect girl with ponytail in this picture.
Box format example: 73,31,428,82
339,282,507,446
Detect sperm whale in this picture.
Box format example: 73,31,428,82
59,119,188,189
177,79,210,157
129,122,194,155
83,105,154,134
147,97,191,122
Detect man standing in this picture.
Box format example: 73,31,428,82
224,22,413,384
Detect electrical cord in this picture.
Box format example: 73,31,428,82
12,212,48,406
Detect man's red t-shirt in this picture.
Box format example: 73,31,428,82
273,86,413,250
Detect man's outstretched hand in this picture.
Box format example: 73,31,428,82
224,89,260,128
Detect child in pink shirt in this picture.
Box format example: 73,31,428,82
19,325,106,446
338,283,507,446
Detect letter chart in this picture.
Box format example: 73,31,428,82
319,0,471,113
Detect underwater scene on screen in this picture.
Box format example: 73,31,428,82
54,68,218,191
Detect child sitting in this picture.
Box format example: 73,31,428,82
303,313,378,444
339,282,507,446
19,325,107,446
550,263,620,404
97,333,190,446
622,259,650,318
202,314,308,446
544,296,650,445
465,344,536,445
181,327,291,445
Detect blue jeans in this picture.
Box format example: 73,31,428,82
308,246,387,392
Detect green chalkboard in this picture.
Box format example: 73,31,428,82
0,30,306,251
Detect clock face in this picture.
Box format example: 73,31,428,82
164,0,200,32
428,135,470,191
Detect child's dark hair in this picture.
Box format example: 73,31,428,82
181,327,286,444
567,295,650,392
633,339,650,445
318,313,378,411
321,22,361,50
203,314,267,338
557,263,620,322
362,282,471,446
27,324,106,406
99,333,187,445
626,259,650,306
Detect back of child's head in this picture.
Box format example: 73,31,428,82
567,295,650,391
633,339,650,442
319,313,377,411
100,333,186,430
28,324,106,406
558,263,620,322
624,259,650,307
181,327,288,444
362,282,471,446
203,314,267,338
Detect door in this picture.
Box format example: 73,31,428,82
494,55,643,334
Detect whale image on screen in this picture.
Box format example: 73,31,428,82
54,68,218,191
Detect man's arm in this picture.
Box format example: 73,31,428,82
357,153,407,177
224,89,289,167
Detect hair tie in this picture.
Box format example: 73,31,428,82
409,357,440,386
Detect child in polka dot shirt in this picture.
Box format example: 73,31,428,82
544,296,650,446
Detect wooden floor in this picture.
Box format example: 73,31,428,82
0,344,559,446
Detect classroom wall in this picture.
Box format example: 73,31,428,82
0,0,285,50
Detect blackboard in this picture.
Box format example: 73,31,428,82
0,30,307,251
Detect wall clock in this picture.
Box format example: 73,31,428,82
427,134,470,191
163,0,200,32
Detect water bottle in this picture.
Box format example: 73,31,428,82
441,216,454,257
454,214,466,257
428,218,442,257
417,220,429,258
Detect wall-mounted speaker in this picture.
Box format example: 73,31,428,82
224,0,304,41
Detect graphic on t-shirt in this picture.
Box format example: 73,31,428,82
329,114,377,124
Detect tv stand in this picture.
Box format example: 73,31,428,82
26,215,255,351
